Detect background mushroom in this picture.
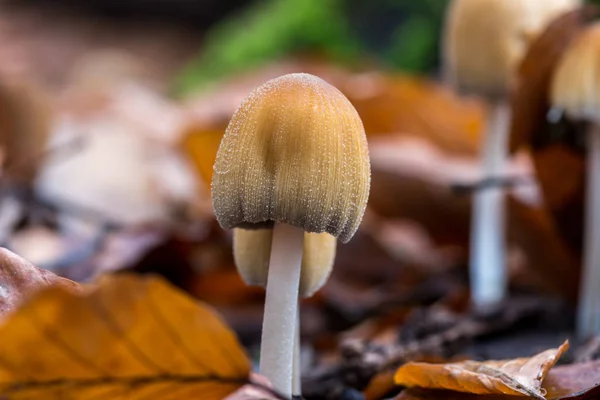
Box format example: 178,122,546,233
551,23,600,337
211,73,370,395
442,0,581,308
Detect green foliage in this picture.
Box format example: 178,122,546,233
381,0,448,73
173,0,361,96
171,0,450,96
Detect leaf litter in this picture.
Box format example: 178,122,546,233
0,4,599,399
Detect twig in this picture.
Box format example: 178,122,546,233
450,175,534,196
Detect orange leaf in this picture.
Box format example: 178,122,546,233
0,273,251,399
345,75,485,156
181,126,224,189
395,360,600,400
394,341,569,399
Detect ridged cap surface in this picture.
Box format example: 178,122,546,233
212,73,370,243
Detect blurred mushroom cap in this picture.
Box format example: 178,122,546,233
551,23,600,123
233,228,337,297
212,73,370,243
444,0,581,99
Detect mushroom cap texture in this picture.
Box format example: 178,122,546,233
233,228,337,297
443,0,581,99
551,23,600,124
212,73,370,243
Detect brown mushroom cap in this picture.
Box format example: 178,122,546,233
233,228,336,297
212,73,370,243
551,23,600,123
444,0,581,100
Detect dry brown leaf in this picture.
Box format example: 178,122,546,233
394,340,569,399
0,247,80,318
364,371,397,400
344,74,485,156
543,360,600,400
506,197,580,301
396,360,600,400
0,273,251,399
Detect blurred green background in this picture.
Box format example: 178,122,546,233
175,0,449,94
174,0,600,95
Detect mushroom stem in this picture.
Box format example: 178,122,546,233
292,308,301,397
470,101,509,308
578,123,600,337
259,223,304,395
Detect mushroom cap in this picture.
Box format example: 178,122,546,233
551,23,600,124
233,228,337,297
443,0,581,99
212,73,370,243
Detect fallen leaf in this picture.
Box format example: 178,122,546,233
544,360,600,400
182,127,224,189
394,388,513,400
0,247,80,318
37,116,198,227
344,73,485,156
395,360,600,400
507,197,580,301
0,273,251,399
394,340,569,399
364,371,397,400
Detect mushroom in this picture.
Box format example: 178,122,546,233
443,0,581,308
551,23,600,337
212,73,370,395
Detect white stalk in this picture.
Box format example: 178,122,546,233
259,223,304,395
578,124,600,338
292,308,301,397
470,101,510,308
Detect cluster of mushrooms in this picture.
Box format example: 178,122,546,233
446,0,600,337
444,0,582,308
211,0,600,396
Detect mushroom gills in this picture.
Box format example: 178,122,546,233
233,228,337,297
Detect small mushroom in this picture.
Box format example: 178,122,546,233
551,23,600,337
442,0,580,308
212,73,370,395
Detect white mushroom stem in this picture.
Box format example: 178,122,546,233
470,101,510,308
292,308,301,397
259,223,304,395
579,124,600,337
